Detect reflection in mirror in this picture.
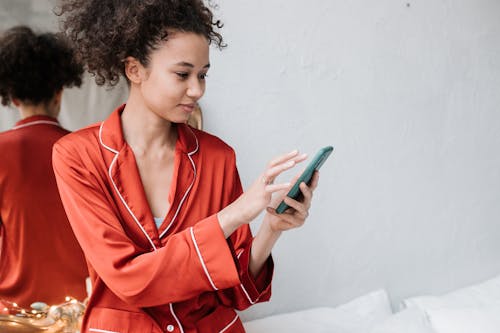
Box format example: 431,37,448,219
0,24,89,331
0,297,84,332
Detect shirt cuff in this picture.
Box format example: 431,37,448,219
236,243,274,303
191,214,241,291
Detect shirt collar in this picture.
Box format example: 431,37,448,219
14,115,59,127
100,104,198,155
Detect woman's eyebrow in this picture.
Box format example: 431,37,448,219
174,61,210,69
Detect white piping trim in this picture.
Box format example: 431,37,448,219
219,314,239,333
190,227,218,290
236,249,258,305
108,155,157,251
236,250,244,259
239,283,258,305
159,154,195,237
12,120,60,130
159,127,199,238
89,328,120,333
169,303,185,333
99,122,157,251
98,122,119,154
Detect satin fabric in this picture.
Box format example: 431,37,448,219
0,115,88,308
53,105,273,333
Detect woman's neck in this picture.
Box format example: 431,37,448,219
15,92,62,120
18,104,56,119
121,95,177,155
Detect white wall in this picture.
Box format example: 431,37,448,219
207,0,500,320
1,0,500,321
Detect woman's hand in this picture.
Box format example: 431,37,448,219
264,171,320,232
249,171,319,277
217,150,307,238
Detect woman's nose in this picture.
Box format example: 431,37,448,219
186,79,204,99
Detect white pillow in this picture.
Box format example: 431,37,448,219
402,274,500,310
427,305,500,333
400,274,500,333
244,289,392,333
369,307,436,333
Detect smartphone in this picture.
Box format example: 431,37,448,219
275,146,333,214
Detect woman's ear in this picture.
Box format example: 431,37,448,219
11,97,21,107
48,90,63,118
54,90,63,106
124,57,146,84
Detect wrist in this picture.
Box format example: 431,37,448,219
260,215,283,238
218,205,245,238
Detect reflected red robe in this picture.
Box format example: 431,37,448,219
0,115,88,308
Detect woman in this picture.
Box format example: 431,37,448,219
54,1,319,332
0,26,88,308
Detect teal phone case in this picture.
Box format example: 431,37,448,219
275,146,333,214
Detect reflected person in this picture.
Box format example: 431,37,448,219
0,26,88,308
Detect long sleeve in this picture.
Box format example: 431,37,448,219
216,157,274,310
52,141,242,308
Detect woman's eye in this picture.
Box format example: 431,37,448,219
176,72,189,79
199,73,208,80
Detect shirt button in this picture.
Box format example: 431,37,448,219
167,324,175,332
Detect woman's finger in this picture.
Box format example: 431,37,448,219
283,197,309,219
262,160,296,183
309,171,320,191
264,182,291,193
266,207,305,227
265,153,307,179
268,150,300,168
299,182,313,208
261,153,308,186
291,153,308,165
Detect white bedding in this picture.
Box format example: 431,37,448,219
244,290,392,333
243,274,500,333
401,274,500,333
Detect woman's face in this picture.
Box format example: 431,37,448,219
138,31,210,123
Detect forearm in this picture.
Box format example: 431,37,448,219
217,201,247,238
249,219,281,278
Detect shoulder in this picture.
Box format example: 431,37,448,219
0,123,69,143
53,122,101,157
0,128,13,142
190,126,236,160
0,130,14,151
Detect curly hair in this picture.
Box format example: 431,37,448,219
0,26,83,106
56,0,225,86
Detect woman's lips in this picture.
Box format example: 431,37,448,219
179,104,195,113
